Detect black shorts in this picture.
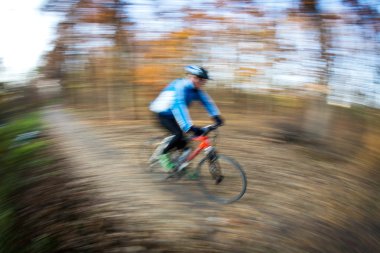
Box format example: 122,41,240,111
157,113,187,153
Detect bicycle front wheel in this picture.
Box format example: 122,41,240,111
197,154,247,204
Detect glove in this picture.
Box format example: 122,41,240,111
189,126,204,136
213,115,224,126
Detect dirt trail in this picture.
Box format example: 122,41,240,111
42,106,255,252
42,106,379,253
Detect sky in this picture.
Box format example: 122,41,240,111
0,0,61,82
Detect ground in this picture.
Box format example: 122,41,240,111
41,105,379,253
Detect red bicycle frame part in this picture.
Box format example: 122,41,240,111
186,136,211,161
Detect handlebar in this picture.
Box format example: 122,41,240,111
201,123,221,136
186,124,220,143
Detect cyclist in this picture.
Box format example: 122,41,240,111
149,65,224,171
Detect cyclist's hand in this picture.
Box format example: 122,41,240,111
213,115,224,126
189,126,204,136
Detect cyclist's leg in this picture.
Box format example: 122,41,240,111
156,114,187,171
157,114,187,153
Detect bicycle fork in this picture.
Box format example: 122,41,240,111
205,147,224,184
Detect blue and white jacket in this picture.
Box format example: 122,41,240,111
149,78,220,132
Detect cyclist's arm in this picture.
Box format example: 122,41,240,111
198,90,221,117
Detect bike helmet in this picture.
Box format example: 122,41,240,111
184,65,210,79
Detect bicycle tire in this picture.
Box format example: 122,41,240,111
196,154,247,204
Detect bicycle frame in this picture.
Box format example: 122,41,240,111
184,134,222,183
185,135,213,162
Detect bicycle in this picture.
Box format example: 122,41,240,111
139,124,247,204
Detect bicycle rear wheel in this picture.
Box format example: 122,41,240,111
197,154,247,204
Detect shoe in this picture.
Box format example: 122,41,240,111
159,153,175,172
